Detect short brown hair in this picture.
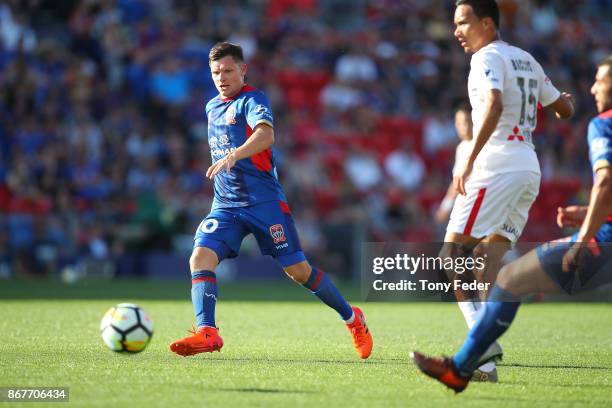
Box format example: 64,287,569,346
598,54,612,77
209,42,244,64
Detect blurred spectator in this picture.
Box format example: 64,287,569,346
384,143,425,192
0,0,609,277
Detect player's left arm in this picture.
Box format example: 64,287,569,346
455,89,503,195
206,123,274,178
562,165,612,272
576,165,612,242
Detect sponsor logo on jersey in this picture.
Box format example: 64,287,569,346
254,104,268,114
225,105,236,125
269,224,286,244
218,134,230,146
211,146,237,158
507,126,525,142
591,137,610,156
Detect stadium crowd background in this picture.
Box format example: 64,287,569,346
1,0,611,279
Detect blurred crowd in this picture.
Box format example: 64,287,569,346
1,0,610,278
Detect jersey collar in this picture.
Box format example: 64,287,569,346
220,84,257,102
597,108,612,119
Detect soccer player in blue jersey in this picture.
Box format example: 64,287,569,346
169,42,373,359
412,54,612,392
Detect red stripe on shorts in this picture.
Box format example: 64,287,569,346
463,188,487,236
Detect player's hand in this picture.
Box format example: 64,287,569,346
206,152,237,179
556,92,575,119
556,206,587,228
453,161,473,196
561,240,598,273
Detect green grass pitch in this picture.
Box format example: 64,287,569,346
1,280,611,407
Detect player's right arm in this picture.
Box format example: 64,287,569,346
556,205,588,228
206,124,274,179
537,62,575,120
547,92,575,120
454,89,503,195
576,166,612,242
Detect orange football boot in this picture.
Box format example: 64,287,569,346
346,306,373,359
411,351,470,393
170,326,223,356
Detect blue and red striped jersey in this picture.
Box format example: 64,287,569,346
205,85,287,208
587,108,612,241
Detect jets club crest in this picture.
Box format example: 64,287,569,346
269,224,286,244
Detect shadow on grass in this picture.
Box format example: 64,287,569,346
0,279,360,302
215,387,313,394
466,395,605,406
500,362,612,371
500,380,612,389
204,356,405,366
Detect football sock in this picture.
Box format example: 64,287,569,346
303,267,354,321
453,286,520,377
191,270,218,328
458,300,481,329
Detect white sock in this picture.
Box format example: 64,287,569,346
344,311,355,325
458,301,479,329
478,361,496,372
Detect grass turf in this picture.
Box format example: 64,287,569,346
1,280,612,407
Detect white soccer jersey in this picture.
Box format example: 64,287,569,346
468,40,560,175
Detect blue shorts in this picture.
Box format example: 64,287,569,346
194,200,306,267
536,233,612,295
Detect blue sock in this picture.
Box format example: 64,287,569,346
452,286,520,376
191,270,218,328
303,267,353,321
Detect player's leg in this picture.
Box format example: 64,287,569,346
244,201,373,358
189,246,220,330
469,171,540,377
473,234,511,292
469,234,511,380
170,210,245,356
283,259,373,359
451,248,560,377
441,231,481,325
283,260,353,321
442,232,504,380
411,247,557,392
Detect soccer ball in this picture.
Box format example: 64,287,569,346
100,303,154,353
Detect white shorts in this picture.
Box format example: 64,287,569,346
446,171,541,243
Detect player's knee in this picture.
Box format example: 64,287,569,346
283,261,310,284
496,263,525,295
472,242,487,260
189,247,218,273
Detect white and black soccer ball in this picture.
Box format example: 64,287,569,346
100,303,154,353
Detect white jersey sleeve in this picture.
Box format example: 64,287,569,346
536,62,561,107
472,50,505,92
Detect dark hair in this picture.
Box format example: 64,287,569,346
456,0,500,29
598,55,612,76
209,42,244,64
455,103,471,114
